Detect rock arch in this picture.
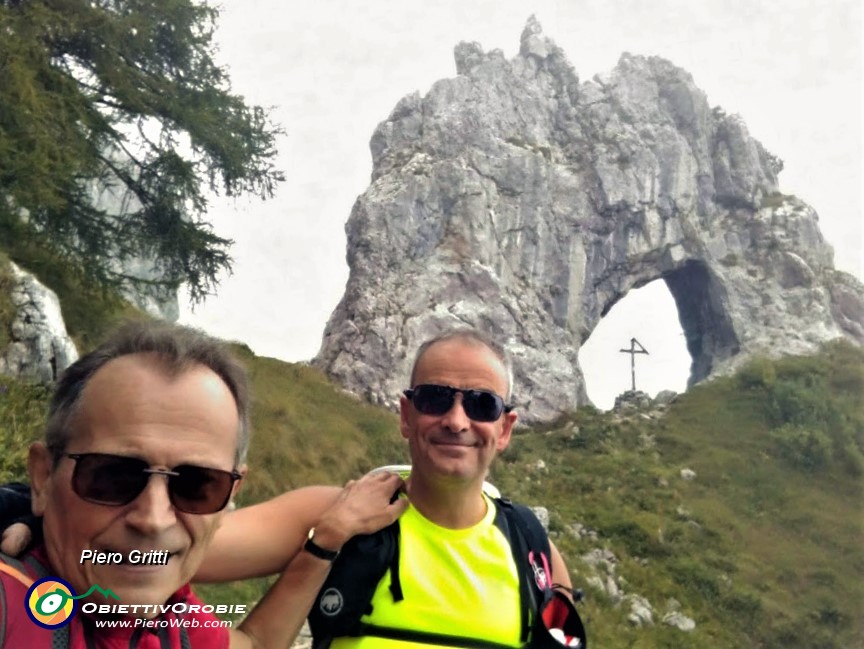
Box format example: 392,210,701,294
663,261,739,385
315,19,863,422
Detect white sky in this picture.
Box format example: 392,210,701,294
179,0,862,410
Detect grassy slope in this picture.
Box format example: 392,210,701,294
1,333,861,648
491,341,863,649
193,349,407,609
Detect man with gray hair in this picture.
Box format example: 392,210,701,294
2,326,581,647
306,327,579,648
0,320,406,649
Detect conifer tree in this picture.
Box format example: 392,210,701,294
0,0,283,301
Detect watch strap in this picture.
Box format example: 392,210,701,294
304,528,340,561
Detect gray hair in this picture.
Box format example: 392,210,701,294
409,329,514,401
45,320,250,465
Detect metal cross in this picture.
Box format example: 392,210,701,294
619,338,649,392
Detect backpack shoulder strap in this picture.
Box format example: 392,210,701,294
1,548,51,582
1,552,69,649
0,560,35,589
493,498,552,644
309,521,400,649
498,500,551,561
497,502,590,649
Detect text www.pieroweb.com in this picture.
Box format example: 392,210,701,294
93,617,233,629
85,603,243,629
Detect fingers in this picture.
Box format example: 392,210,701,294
359,469,404,484
315,471,408,547
342,470,405,495
0,522,32,556
388,494,410,518
369,470,405,491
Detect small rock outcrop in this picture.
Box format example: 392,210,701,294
663,610,696,632
627,594,654,626
613,390,652,411
0,263,78,383
315,17,863,422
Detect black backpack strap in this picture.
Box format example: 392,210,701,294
309,521,400,649
507,503,554,599
493,498,552,644
387,520,403,601
179,624,192,649
496,501,589,649
498,500,552,569
355,622,521,649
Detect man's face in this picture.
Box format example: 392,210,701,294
29,353,243,613
400,340,517,488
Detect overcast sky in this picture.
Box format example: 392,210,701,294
178,0,862,409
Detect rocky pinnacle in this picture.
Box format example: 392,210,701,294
314,17,863,422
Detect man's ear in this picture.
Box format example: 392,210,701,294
399,395,413,440
28,442,53,516
233,464,248,496
226,464,247,512
495,411,518,452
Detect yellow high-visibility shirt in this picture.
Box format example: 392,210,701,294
332,495,522,649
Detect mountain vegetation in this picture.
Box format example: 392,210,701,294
0,0,283,303
2,9,859,647
2,313,861,648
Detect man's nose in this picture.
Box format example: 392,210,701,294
124,474,178,534
440,393,471,432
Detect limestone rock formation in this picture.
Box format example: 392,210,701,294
0,262,78,383
315,17,863,422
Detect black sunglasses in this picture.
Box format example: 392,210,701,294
65,453,241,515
403,384,512,423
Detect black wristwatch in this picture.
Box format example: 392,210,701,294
304,528,340,561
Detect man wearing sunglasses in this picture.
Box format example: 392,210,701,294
0,321,406,649
2,327,572,647
313,329,574,648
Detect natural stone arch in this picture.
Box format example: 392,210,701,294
314,19,863,423
584,260,740,391
663,260,740,385
578,279,688,407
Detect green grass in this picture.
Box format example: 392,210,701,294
489,340,864,649
3,339,862,646
230,348,407,504
0,253,17,350
0,375,51,483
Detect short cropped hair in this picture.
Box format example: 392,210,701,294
409,329,514,400
44,320,250,465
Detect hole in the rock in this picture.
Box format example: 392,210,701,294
579,280,690,410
